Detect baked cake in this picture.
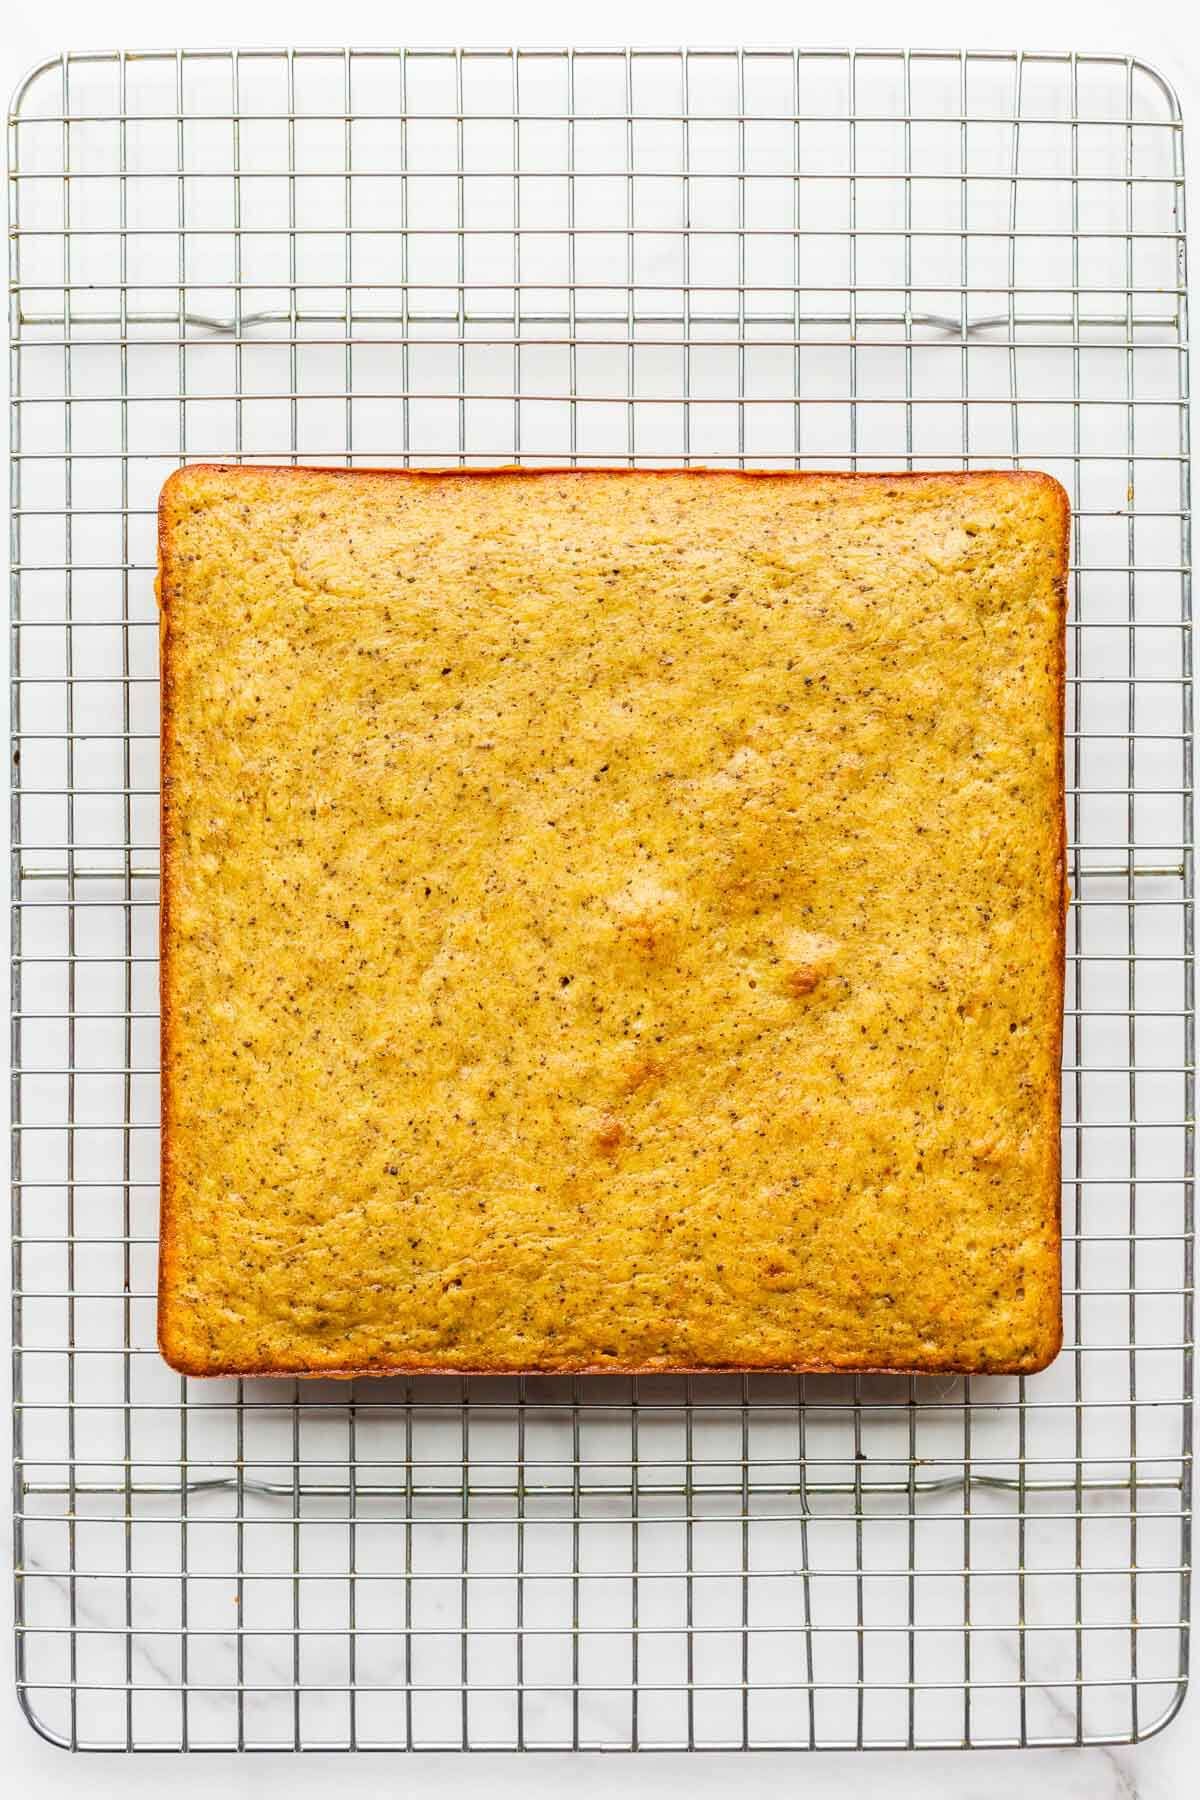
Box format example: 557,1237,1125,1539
158,466,1068,1376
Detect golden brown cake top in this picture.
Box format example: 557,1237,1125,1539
159,466,1067,1376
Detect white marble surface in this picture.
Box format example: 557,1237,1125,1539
0,1680,1194,1797
4,0,1198,1791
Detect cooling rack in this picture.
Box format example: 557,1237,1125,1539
7,45,1194,1753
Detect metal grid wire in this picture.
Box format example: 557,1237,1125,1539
6,44,1194,1752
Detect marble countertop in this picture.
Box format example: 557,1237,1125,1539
1,1679,1194,1798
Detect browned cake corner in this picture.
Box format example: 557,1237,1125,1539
158,465,1068,1378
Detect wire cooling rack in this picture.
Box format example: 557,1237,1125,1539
7,44,1195,1754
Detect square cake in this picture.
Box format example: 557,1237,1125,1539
158,466,1067,1376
